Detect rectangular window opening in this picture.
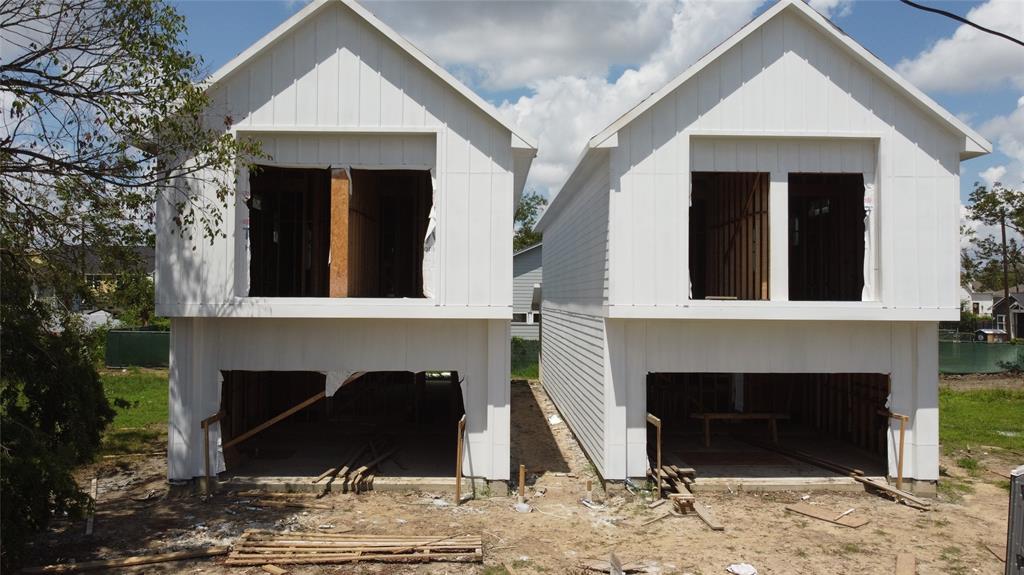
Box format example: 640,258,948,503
247,166,432,298
788,173,866,301
689,172,770,301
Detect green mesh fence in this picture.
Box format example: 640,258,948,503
939,342,1023,374
105,329,170,368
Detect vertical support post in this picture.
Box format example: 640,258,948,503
200,411,224,497
455,414,466,505
329,168,350,297
646,413,662,499
880,410,909,490
517,464,526,504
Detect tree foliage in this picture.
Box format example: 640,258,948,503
513,190,547,252
961,181,1024,292
1,0,259,568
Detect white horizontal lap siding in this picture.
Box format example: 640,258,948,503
510,323,539,340
512,248,542,314
540,158,611,474
609,9,961,311
160,2,515,312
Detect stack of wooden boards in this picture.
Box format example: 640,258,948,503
649,464,723,531
311,443,398,493
226,530,483,566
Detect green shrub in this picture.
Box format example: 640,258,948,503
511,337,540,379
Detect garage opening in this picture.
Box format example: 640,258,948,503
247,166,331,297
789,173,865,301
347,169,432,298
247,166,433,298
646,372,889,479
689,172,770,300
218,370,464,487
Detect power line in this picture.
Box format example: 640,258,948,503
897,0,1024,48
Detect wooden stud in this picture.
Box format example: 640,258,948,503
517,464,526,503
455,414,466,504
646,413,662,499
329,168,349,297
224,392,325,450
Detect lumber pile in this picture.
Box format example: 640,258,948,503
648,464,723,530
225,530,483,566
311,442,398,493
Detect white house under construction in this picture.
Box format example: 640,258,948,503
536,0,990,488
156,0,535,485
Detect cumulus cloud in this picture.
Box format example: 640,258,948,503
896,0,1024,93
806,0,853,19
979,96,1024,188
979,165,1008,187
367,0,676,91
496,0,764,193
371,0,765,194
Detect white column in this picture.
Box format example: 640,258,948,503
912,323,940,481
486,319,511,480
769,171,789,301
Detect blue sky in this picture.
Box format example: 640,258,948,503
174,0,1024,201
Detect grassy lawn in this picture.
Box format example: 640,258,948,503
940,387,1024,453
511,338,540,379
99,368,169,456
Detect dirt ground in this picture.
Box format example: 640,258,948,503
26,378,1017,575
940,372,1023,391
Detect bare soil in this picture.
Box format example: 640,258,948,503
940,372,1023,391
25,380,1014,575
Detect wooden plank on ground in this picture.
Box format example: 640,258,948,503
894,553,916,575
692,501,723,531
261,565,289,575
23,547,229,573
785,503,869,528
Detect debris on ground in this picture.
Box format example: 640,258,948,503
225,531,483,566
726,563,758,575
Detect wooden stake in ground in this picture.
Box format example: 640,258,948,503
23,547,229,573
646,413,662,499
455,414,466,504
518,464,526,504
85,478,97,536
200,411,224,495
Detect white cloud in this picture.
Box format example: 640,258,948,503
896,0,1024,93
366,0,676,91
979,95,1024,188
806,0,853,19
495,0,764,193
979,165,1008,187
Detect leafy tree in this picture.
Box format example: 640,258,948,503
962,181,1024,293
513,190,547,252
1,0,260,568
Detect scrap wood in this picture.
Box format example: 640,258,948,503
349,445,398,493
226,531,483,566
894,553,916,575
261,565,289,575
692,501,723,531
85,477,97,536
853,476,931,510
986,542,1006,562
22,547,229,573
785,503,869,528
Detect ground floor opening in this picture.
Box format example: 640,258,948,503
646,372,890,481
217,370,465,488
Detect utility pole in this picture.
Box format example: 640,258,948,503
1001,212,1014,340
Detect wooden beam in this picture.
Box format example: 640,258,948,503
23,547,229,573
223,391,325,450
329,168,349,297
455,414,466,504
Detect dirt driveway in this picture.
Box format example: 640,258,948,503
25,379,1015,575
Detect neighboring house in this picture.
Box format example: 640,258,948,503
512,243,542,340
536,0,989,486
992,293,1024,340
959,286,993,316
155,0,536,483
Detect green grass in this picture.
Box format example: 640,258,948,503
99,368,168,456
511,337,540,379
940,387,1024,453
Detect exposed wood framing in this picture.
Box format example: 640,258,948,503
223,391,326,450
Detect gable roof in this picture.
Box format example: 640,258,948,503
204,0,536,151
513,242,542,258
590,0,989,156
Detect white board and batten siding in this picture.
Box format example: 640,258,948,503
540,154,610,472
156,0,532,319
537,0,988,481
607,6,962,318
511,244,542,340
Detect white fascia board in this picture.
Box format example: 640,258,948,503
587,0,990,157
204,0,537,152
606,304,959,322
156,300,513,319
